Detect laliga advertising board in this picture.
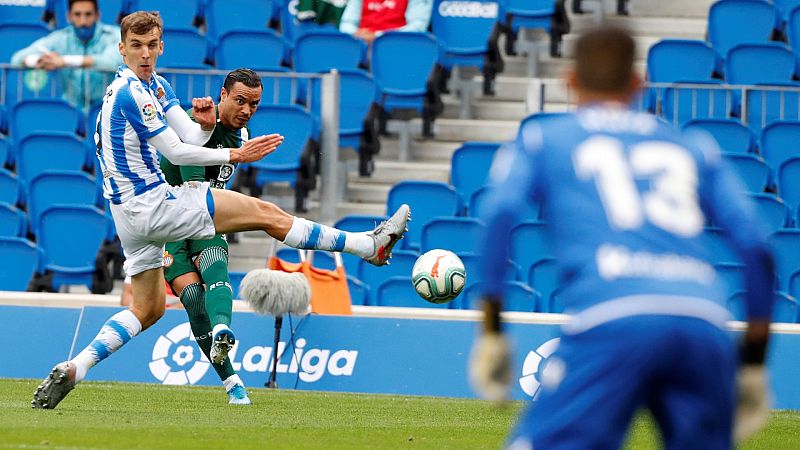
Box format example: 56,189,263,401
4,304,800,406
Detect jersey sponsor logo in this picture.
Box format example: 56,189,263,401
438,1,498,18
519,338,560,398
595,244,715,284
162,251,174,267
185,181,200,189
150,324,359,385
141,102,157,123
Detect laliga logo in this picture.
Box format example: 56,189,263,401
519,338,562,398
149,322,211,385
150,322,359,385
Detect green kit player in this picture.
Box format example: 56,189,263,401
160,68,262,405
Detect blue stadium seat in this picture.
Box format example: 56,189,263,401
750,193,791,232
469,185,542,222
214,29,285,70
11,99,81,142
98,0,125,23
371,32,438,117
729,290,798,323
0,23,49,62
27,171,97,236
0,135,9,167
0,3,47,25
206,0,272,40
0,202,25,238
17,132,87,183
333,214,388,275
292,29,366,73
769,229,800,290
420,217,486,254
386,181,459,250
38,204,106,291
347,275,370,306
509,221,551,281
278,0,324,45
682,118,754,155
527,257,560,313
702,226,741,265
647,39,717,111
228,270,245,299
450,141,500,212
459,252,517,292
744,84,800,133
661,80,732,126
358,249,418,305
726,43,794,86
376,276,449,309
778,156,800,213
159,28,208,68
0,168,21,206
0,237,39,291
158,70,225,104
708,0,778,72
461,281,538,313
785,5,800,76
498,0,558,56
715,262,745,298
760,120,800,173
2,67,61,109
248,105,314,208
431,0,498,89
722,153,769,193
130,0,201,30
775,0,800,27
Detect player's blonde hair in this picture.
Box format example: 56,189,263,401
120,11,163,41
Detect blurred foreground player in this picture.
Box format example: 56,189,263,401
471,25,775,449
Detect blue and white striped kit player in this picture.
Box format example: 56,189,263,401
478,106,775,449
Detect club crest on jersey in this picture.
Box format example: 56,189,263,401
156,87,165,99
162,251,174,267
142,103,156,122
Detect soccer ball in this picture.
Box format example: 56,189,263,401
412,249,466,304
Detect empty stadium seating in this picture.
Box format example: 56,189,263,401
0,237,40,291
0,202,25,238
386,181,459,250
682,118,754,154
450,141,500,212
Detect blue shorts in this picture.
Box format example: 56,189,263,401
507,315,736,450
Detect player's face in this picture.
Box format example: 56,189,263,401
219,82,262,129
119,28,163,82
68,1,98,28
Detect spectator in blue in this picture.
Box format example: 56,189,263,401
339,0,433,44
11,0,122,109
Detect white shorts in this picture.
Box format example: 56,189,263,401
111,181,216,277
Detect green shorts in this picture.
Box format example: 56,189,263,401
163,234,228,284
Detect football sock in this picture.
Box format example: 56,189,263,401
71,309,142,382
197,246,233,328
282,217,374,258
179,283,236,382
223,374,245,392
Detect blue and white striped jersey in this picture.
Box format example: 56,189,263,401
95,66,180,205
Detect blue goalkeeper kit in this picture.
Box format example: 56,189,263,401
479,105,775,449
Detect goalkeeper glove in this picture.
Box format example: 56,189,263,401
469,331,512,403
734,364,771,443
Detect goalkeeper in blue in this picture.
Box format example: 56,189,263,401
471,26,775,450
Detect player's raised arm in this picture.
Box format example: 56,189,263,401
156,75,216,146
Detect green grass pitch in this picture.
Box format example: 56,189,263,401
0,379,798,449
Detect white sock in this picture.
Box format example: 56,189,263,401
71,309,142,383
282,217,374,258
223,374,245,392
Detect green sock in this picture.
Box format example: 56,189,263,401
198,247,233,328
178,282,236,382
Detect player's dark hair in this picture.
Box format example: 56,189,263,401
224,68,262,91
120,11,162,41
574,25,635,93
69,0,98,12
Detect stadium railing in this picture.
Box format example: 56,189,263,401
0,65,343,223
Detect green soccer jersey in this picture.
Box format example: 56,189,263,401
160,107,251,189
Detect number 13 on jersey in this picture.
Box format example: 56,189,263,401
573,136,705,237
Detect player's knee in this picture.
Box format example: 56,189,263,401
255,199,282,218
198,246,229,269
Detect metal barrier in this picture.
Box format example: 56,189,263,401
0,65,342,222
525,78,800,129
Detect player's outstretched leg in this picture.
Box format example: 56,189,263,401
178,282,251,405
32,309,143,409
282,204,411,266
